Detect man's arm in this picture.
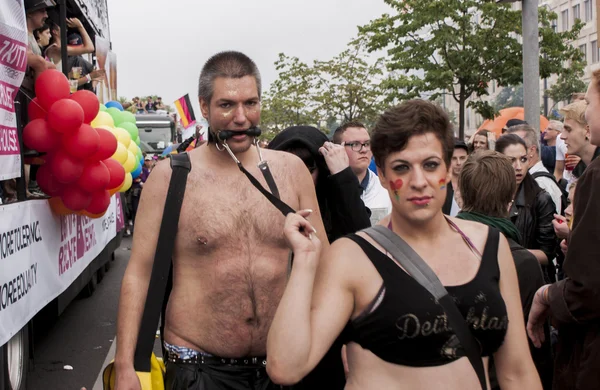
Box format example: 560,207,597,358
27,52,55,75
114,161,172,371
554,160,564,182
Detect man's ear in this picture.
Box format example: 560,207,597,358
586,125,591,141
200,97,209,119
377,165,388,190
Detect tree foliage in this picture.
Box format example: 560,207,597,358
360,0,585,138
260,38,387,138
495,84,524,109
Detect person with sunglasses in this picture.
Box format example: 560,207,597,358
496,134,557,284
333,122,392,224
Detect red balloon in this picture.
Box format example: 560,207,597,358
77,161,110,192
62,124,99,159
28,98,47,121
47,99,84,134
36,163,63,197
70,90,100,124
50,149,84,184
86,190,111,214
22,119,60,152
103,158,126,189
61,186,92,211
88,128,118,162
35,69,70,110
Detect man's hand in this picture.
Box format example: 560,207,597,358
527,285,552,348
552,214,570,240
560,239,568,256
90,69,106,81
319,141,349,175
114,365,141,390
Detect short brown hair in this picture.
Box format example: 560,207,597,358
332,121,368,144
371,100,453,168
459,150,516,218
560,100,587,127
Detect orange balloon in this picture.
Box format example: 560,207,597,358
80,210,107,219
478,107,550,137
48,197,74,215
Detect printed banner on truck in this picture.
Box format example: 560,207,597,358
0,1,28,180
0,196,122,346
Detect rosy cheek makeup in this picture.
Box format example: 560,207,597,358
439,178,447,190
389,179,403,201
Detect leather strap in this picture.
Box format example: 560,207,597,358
362,225,487,389
134,153,191,373
238,164,295,217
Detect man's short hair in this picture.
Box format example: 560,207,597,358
371,100,454,168
459,150,516,218
547,120,564,132
506,124,540,155
571,92,586,102
560,100,588,127
198,51,262,104
332,121,367,144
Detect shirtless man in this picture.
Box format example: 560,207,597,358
114,51,328,390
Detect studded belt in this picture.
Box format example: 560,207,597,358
166,351,267,367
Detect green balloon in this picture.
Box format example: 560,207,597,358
106,107,125,126
121,111,136,124
120,122,139,140
135,136,141,145
136,149,143,161
99,104,107,112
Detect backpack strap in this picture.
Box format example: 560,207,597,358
134,152,191,372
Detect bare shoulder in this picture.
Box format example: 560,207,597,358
318,236,372,283
263,149,305,168
446,216,491,252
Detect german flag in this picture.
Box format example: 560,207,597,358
174,94,197,128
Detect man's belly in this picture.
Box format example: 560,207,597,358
163,255,288,358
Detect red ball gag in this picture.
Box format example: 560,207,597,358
61,186,92,211
50,149,84,184
70,90,100,124
88,128,118,162
22,119,60,152
36,163,63,197
77,161,110,193
86,190,111,214
47,99,84,134
62,124,99,159
34,69,70,110
28,98,47,121
103,158,126,189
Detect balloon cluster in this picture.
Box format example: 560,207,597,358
22,70,144,218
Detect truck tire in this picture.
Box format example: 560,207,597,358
97,265,106,283
5,325,29,390
80,272,97,298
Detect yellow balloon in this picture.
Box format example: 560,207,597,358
118,173,133,193
111,142,128,165
127,141,139,156
114,127,132,148
123,151,137,172
91,111,115,128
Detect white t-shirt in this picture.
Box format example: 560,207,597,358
530,161,562,214
361,169,392,225
555,134,574,183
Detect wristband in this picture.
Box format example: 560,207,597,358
541,285,551,304
86,74,92,83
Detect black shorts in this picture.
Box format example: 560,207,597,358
165,360,289,390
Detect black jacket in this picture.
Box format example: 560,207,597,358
509,179,557,283
269,126,372,243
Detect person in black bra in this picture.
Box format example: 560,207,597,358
267,100,542,389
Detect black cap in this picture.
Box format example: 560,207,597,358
454,139,468,153
25,0,56,13
505,119,528,128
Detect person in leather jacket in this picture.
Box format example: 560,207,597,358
496,134,557,284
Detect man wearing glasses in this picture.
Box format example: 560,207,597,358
333,122,391,224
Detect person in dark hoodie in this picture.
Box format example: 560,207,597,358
269,125,372,243
269,125,371,390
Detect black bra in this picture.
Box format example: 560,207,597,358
346,227,508,367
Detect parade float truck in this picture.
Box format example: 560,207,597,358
0,1,123,389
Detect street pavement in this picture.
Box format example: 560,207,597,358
26,236,136,390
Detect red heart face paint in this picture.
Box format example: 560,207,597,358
390,179,403,201
439,178,447,190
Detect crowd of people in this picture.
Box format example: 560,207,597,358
111,50,600,390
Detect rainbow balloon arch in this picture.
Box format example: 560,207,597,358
23,69,144,218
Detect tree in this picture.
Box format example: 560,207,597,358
547,55,587,106
495,84,524,109
360,0,585,139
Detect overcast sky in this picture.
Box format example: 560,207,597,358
106,0,392,121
